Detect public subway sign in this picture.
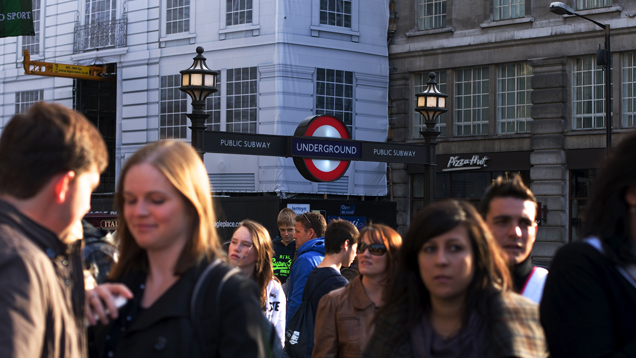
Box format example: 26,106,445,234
202,114,432,182
442,155,490,172
0,0,35,38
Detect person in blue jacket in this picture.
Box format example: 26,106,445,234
286,212,327,324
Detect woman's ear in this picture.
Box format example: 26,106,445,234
625,186,636,207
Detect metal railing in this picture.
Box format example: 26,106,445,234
73,17,127,53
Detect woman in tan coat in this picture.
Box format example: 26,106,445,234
313,224,402,358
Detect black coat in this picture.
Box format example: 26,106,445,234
90,260,267,358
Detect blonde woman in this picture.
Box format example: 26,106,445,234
87,140,267,358
228,220,286,348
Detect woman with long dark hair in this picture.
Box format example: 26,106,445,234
363,200,547,358
227,220,286,347
313,224,402,358
87,140,267,358
541,132,636,358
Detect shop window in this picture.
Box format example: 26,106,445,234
497,63,533,134
166,0,190,34
15,90,43,114
316,68,354,135
227,67,258,134
418,0,446,30
570,169,598,242
494,0,524,21
22,0,41,55
622,52,636,128
160,75,189,139
226,0,253,26
572,56,610,130
414,71,447,138
455,67,489,136
320,0,351,28
577,0,611,10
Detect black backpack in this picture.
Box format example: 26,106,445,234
284,274,339,358
191,258,283,358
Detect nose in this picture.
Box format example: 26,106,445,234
435,248,448,265
507,222,522,238
132,200,148,216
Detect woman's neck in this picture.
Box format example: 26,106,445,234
361,274,386,307
239,263,256,280
428,295,466,339
142,248,183,308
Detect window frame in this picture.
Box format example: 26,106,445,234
496,62,533,134
622,52,636,128
577,0,612,10
17,0,43,60
314,68,356,137
417,0,447,31
454,67,490,136
310,0,360,42
160,0,196,46
493,0,525,21
225,67,259,134
15,90,44,114
572,55,608,130
219,0,260,39
159,74,191,140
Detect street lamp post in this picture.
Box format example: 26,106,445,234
549,2,611,154
179,46,219,159
415,72,448,205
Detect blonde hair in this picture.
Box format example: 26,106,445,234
109,140,220,279
235,219,277,309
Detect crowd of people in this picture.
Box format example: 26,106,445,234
0,101,635,358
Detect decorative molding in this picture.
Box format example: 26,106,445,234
405,27,454,37
355,72,388,88
259,64,315,80
562,5,622,17
219,24,261,40
310,25,360,42
71,47,129,61
480,16,534,28
159,32,196,48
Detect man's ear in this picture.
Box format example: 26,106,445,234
53,171,75,204
342,240,350,252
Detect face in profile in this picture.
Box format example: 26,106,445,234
228,226,257,268
60,165,101,235
485,197,537,265
418,225,475,303
357,233,388,278
294,221,314,247
122,162,191,253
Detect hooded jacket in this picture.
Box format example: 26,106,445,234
286,237,325,324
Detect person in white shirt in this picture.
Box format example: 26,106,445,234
479,175,548,303
228,219,286,347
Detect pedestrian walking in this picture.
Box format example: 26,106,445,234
363,200,548,358
313,224,402,358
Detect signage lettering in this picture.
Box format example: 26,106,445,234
443,155,490,171
372,148,416,157
295,142,357,155
0,12,31,21
220,139,271,149
100,219,118,230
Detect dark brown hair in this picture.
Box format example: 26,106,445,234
109,140,220,279
295,212,327,238
0,102,107,198
583,131,636,265
478,174,537,218
377,200,511,340
357,223,402,282
324,219,359,254
234,220,277,309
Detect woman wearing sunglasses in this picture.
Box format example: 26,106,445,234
313,224,402,358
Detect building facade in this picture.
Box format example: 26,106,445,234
0,0,391,215
390,0,636,263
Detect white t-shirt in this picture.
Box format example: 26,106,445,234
265,279,286,348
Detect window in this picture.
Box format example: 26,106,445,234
320,0,352,28
166,0,190,34
455,67,489,136
315,68,354,134
570,169,597,242
418,0,446,30
623,52,636,128
226,67,258,133
205,75,222,132
494,0,524,21
497,63,533,133
160,75,189,139
414,71,447,138
577,0,611,10
572,56,607,130
22,0,41,55
15,90,43,114
226,0,253,26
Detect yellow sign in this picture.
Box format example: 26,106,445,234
52,63,91,76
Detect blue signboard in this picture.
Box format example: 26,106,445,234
291,137,362,160
328,215,367,229
340,205,355,215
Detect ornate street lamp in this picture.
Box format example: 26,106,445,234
179,46,219,158
414,72,448,206
549,2,611,154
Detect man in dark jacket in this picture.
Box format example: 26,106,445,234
0,102,127,358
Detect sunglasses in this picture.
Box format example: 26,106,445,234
302,213,313,230
357,242,387,256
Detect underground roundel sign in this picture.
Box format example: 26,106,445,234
292,115,355,182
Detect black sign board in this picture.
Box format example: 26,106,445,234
204,131,287,157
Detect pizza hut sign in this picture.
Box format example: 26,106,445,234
443,155,490,172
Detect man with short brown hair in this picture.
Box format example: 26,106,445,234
0,102,111,357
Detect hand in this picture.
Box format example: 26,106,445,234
85,283,134,326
